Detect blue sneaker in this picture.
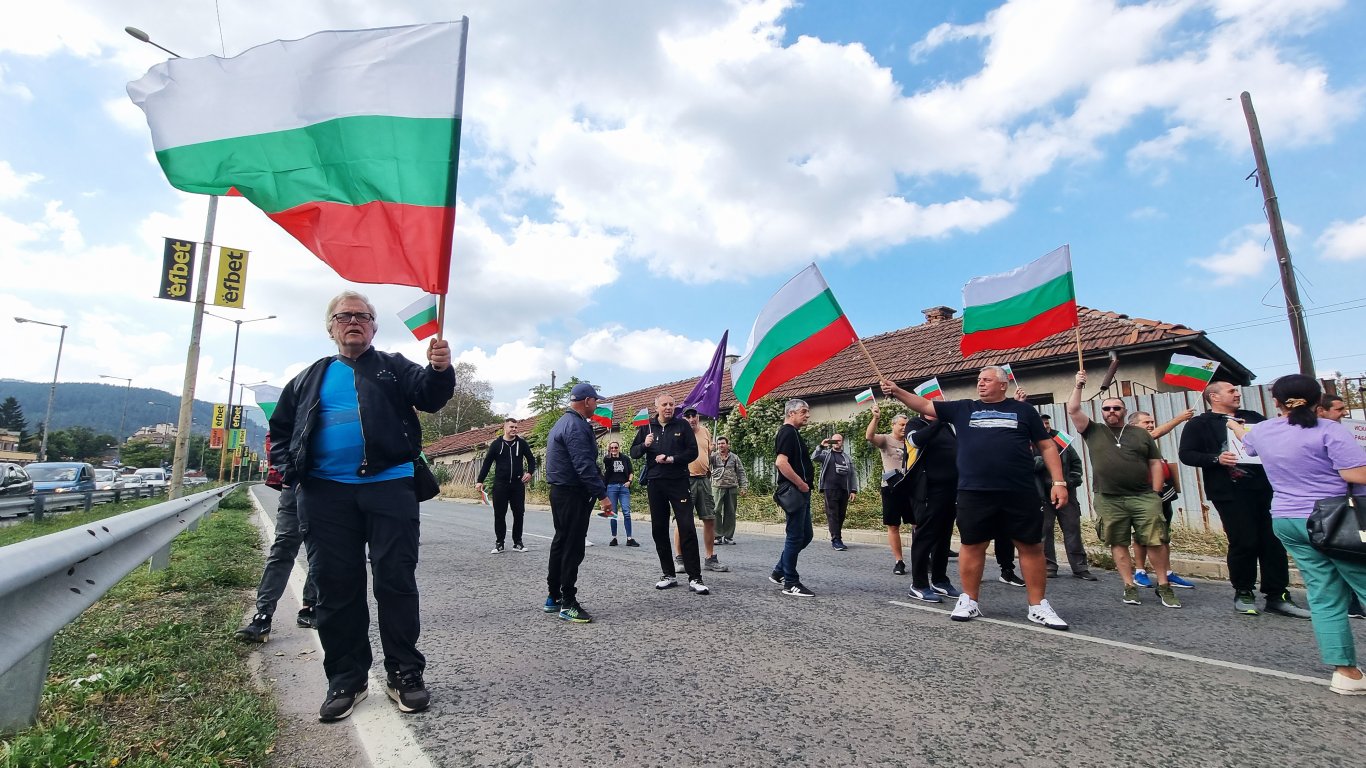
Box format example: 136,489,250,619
1132,570,1153,588
907,585,942,603
1166,571,1195,589
541,596,561,614
931,581,962,599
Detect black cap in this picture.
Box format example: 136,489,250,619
569,382,602,401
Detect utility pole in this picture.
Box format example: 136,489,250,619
1241,91,1315,377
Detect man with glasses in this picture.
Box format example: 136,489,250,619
811,433,857,551
1068,372,1179,609
269,291,454,722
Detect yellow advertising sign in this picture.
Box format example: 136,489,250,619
211,404,227,430
213,247,250,308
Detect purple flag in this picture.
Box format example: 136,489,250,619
677,330,729,419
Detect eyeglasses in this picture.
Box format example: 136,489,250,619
831,440,843,443
331,312,374,324
1100,406,1124,412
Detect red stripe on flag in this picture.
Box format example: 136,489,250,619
959,300,1078,357
1163,372,1211,391
266,200,456,293
744,316,858,405
408,318,440,341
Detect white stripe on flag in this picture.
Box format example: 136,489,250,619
963,245,1071,307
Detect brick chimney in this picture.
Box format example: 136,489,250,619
921,306,956,324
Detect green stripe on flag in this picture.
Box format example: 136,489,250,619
733,289,845,399
1166,363,1215,382
155,115,460,211
404,305,440,332
962,272,1075,334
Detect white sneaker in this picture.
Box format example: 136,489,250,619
950,593,981,622
688,579,710,595
1331,668,1366,695
1027,599,1069,631
654,575,678,590
585,538,595,547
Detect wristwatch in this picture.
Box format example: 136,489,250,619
1051,481,1067,486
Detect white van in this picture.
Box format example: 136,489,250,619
134,467,169,489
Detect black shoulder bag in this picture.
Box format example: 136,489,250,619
1306,484,1366,562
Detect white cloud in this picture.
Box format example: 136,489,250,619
456,341,572,387
1317,214,1366,262
570,326,720,372
0,63,31,101
0,161,41,200
1192,222,1303,285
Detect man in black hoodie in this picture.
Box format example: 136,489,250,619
1178,381,1309,618
476,418,536,553
630,392,708,594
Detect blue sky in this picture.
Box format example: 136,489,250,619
4,0,1365,420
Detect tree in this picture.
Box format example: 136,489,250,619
525,376,589,448
42,426,118,462
121,438,172,469
418,361,502,441
0,396,30,448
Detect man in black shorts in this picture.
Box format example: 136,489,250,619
882,367,1070,629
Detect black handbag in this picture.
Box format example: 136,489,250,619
413,457,440,502
1306,484,1366,562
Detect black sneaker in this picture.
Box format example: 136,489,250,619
609,538,619,546
781,583,815,597
998,572,1026,587
892,561,907,575
234,613,272,643
386,671,431,713
319,686,367,722
768,570,784,585
625,538,640,547
296,607,317,629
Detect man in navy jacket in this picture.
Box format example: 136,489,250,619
543,382,613,623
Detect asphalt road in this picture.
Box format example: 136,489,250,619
248,487,1366,768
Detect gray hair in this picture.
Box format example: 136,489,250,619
890,414,909,426
784,399,809,416
324,290,378,333
980,365,1009,383
1128,411,1152,426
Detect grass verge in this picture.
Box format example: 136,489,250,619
0,488,276,768
0,496,167,549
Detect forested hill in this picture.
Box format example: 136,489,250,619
0,379,267,441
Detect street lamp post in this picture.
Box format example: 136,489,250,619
125,26,217,499
205,312,275,481
99,374,133,462
15,317,68,461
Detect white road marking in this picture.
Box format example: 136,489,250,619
253,490,437,768
888,600,1328,686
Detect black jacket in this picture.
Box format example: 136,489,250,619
1034,429,1083,500
268,348,455,484
477,436,536,485
629,416,698,482
1178,409,1269,499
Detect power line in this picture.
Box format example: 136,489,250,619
1203,298,1366,335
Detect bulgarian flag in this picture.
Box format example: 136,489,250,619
1052,431,1075,453
591,402,613,429
245,384,283,420
732,264,858,407
398,294,440,340
632,408,651,427
854,388,875,404
913,377,944,400
961,245,1078,357
1164,354,1220,391
127,21,469,294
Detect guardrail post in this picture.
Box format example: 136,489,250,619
113,488,121,504
0,638,52,735
149,543,171,572
32,495,44,523
82,492,93,514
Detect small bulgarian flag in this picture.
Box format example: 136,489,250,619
913,377,944,400
1164,354,1219,391
591,402,613,429
398,294,440,341
1052,431,1075,453
479,487,490,505
1001,363,1018,385
854,388,875,404
632,408,650,427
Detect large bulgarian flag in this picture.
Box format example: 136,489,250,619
731,264,858,408
1164,354,1220,391
245,384,283,420
960,245,1078,357
127,21,469,294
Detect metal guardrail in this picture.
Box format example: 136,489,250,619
0,483,240,734
0,486,166,520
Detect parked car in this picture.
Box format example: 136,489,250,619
0,462,33,497
26,462,97,495
120,474,147,489
134,467,168,489
93,468,124,491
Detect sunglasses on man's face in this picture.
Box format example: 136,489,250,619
1100,406,1124,412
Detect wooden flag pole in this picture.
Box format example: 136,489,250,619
857,339,884,381
436,294,447,342
1073,326,1084,371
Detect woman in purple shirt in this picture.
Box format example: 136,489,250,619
1243,374,1366,695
